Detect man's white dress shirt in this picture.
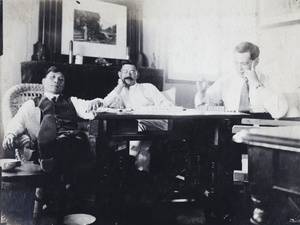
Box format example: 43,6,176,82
194,72,289,119
103,83,174,131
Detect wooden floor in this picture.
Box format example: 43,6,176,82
1,172,250,225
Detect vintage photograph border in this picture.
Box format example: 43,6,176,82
0,0,3,56
61,0,127,59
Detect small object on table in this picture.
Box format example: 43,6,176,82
0,159,21,172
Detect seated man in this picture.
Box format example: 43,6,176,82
2,66,104,174
194,42,289,220
195,41,289,119
103,61,175,172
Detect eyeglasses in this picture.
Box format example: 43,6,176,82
121,70,137,75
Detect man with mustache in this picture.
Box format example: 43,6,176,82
194,41,288,119
103,62,174,173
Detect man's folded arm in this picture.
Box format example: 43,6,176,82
102,90,123,108
256,87,289,119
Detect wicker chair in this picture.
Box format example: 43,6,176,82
1,84,44,224
2,83,44,129
2,83,97,224
2,83,44,159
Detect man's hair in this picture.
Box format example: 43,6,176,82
234,42,260,60
121,60,137,68
44,66,64,78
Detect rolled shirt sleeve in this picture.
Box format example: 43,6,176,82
103,90,124,108
254,86,289,119
70,97,103,120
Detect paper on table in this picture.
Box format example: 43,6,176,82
96,107,133,114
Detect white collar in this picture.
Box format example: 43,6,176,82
44,92,60,100
129,82,138,90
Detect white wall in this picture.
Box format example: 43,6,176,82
0,0,39,155
142,0,258,108
258,24,300,116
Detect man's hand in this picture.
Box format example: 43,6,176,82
196,79,208,100
196,79,208,93
114,78,127,94
243,58,261,87
87,99,104,113
2,133,16,152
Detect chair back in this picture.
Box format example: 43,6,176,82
2,83,44,129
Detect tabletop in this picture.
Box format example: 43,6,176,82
2,161,43,180
95,107,248,120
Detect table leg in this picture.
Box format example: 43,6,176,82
32,187,43,225
248,146,274,225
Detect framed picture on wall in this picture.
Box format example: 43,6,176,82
61,0,127,59
259,0,300,27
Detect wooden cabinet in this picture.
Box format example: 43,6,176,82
21,61,164,100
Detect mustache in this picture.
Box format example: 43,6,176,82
124,77,134,81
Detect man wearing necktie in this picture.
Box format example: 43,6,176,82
2,66,104,173
195,42,288,119
193,42,289,220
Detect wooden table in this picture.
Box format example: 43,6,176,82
1,161,45,225
233,126,300,225
2,161,43,183
91,108,248,217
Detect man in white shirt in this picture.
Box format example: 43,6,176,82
194,42,289,220
2,66,103,172
194,42,289,119
103,62,174,172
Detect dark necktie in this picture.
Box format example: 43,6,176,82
38,96,56,116
239,81,250,112
51,96,56,103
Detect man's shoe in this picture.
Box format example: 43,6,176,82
39,158,54,172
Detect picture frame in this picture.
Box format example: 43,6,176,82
259,0,300,27
61,0,127,59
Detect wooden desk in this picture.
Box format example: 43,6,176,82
92,108,248,216
2,162,45,225
233,126,300,225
